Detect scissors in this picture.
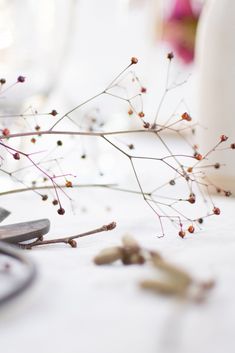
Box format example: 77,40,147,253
0,207,50,306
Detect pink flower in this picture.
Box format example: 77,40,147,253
163,0,201,64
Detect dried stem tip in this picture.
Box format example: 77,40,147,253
220,134,228,142
167,52,174,60
103,222,116,231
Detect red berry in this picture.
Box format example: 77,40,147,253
128,109,133,115
178,230,186,238
131,57,138,64
181,112,192,122
31,138,36,144
141,87,147,93
225,191,232,197
195,153,203,161
2,128,10,136
138,112,145,118
65,180,72,188
52,199,59,206
230,143,235,149
188,194,196,204
188,225,195,233
57,207,65,215
13,152,20,160
50,110,58,116
17,76,26,83
0,78,6,85
213,207,221,215
41,195,48,201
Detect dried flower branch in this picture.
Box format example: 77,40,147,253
0,55,233,238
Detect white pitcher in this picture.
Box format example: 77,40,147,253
196,0,235,193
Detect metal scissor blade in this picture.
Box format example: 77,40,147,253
0,219,50,244
0,207,11,223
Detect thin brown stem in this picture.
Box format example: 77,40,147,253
19,222,116,249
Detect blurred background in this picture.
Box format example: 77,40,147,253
4,0,234,221
0,0,212,221
0,0,204,116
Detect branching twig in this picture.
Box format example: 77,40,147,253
19,222,116,249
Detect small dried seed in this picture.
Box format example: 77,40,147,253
94,247,123,265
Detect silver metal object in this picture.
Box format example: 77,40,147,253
0,207,10,223
0,241,37,306
0,218,50,306
0,219,50,244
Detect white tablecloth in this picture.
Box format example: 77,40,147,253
0,186,235,353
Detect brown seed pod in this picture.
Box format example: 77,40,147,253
149,250,162,262
122,234,140,255
122,253,146,265
94,246,123,265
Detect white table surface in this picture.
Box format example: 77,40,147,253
0,184,235,353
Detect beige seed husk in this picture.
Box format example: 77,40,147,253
140,279,187,296
152,258,192,287
94,246,123,265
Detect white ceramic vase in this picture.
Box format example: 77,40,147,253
196,0,235,193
